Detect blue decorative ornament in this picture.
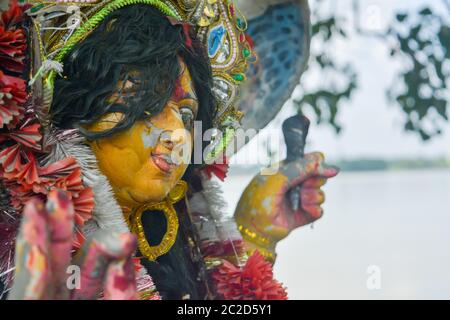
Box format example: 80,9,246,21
208,24,227,58
238,2,311,133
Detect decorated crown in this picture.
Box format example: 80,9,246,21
25,0,254,161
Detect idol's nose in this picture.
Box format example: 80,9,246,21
160,130,185,151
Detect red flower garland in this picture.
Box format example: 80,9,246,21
0,0,27,75
0,70,26,128
1,154,95,248
0,26,26,73
0,0,26,29
201,157,229,181
0,0,94,252
213,251,288,300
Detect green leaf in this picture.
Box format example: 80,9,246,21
396,13,408,22
419,7,432,16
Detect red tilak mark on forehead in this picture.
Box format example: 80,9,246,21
173,77,185,101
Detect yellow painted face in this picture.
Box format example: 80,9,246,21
87,60,198,208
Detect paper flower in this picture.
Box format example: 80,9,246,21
0,70,26,128
0,0,27,30
0,144,21,174
39,159,95,248
2,122,41,149
201,158,229,181
0,27,26,74
213,250,288,300
0,0,27,75
0,155,95,249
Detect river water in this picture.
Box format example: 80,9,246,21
221,168,450,299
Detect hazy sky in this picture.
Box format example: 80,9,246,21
236,0,450,162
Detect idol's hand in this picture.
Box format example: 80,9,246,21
8,190,137,300
234,152,338,261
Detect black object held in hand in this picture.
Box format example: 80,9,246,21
282,114,310,161
282,114,310,211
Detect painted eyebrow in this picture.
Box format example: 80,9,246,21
169,105,181,113
169,105,196,118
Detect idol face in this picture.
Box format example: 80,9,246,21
87,60,198,208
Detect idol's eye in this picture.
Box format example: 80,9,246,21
180,107,194,130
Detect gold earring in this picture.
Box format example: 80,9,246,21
127,180,188,261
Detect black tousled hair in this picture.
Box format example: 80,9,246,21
51,4,216,140
50,5,217,299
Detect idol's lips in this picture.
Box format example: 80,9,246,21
151,152,176,173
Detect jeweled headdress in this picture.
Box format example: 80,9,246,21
26,0,254,160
